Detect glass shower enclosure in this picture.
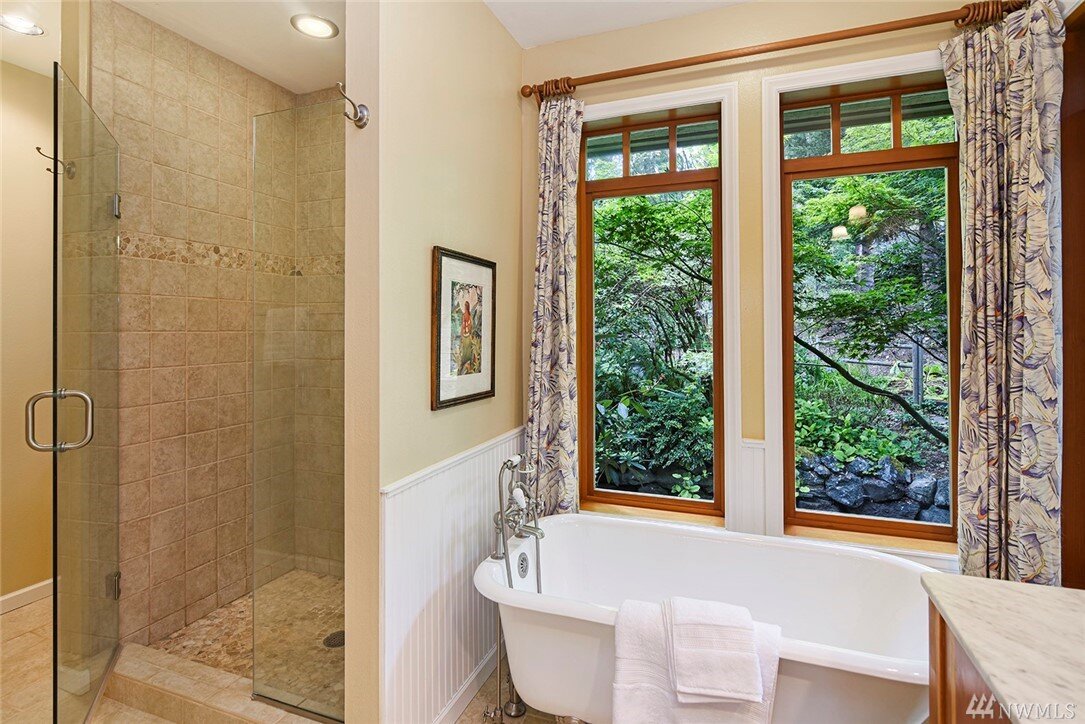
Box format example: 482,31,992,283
251,99,346,721
46,63,121,724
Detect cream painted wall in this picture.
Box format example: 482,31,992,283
520,0,960,440
378,1,523,486
1,61,54,595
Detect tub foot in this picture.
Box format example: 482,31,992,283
503,671,527,718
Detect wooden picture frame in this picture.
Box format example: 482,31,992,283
431,246,497,410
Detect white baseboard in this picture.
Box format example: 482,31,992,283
1,578,52,614
436,645,497,724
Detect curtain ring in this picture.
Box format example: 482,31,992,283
532,77,577,106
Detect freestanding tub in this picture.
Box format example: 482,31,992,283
474,513,933,723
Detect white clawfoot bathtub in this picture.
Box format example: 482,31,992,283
474,513,933,724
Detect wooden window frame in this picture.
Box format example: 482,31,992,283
781,87,960,542
578,113,725,517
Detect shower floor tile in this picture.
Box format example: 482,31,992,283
150,569,344,718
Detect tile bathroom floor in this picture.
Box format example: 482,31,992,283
0,597,53,722
151,569,344,718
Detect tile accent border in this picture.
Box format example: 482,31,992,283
118,233,344,277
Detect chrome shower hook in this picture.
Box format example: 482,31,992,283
336,82,370,129
35,146,76,178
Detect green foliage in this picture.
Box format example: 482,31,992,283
670,472,704,499
591,190,716,495
902,115,956,147
794,396,918,465
592,116,955,497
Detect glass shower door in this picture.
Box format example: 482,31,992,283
50,63,121,723
252,100,345,721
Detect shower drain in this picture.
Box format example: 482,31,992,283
322,630,345,648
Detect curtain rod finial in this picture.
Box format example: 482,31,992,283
520,84,534,98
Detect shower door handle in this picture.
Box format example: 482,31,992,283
25,388,95,453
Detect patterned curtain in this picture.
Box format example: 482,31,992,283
527,95,584,515
941,0,1065,584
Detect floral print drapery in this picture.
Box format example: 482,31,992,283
942,0,1065,585
528,95,584,515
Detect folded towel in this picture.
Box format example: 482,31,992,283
613,599,782,724
663,597,762,704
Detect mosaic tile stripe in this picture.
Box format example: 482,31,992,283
118,234,342,276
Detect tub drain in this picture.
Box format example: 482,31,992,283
322,630,345,648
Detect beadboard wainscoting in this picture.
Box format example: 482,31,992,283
381,427,524,724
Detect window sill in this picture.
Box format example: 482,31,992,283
784,524,956,556
578,504,956,566
580,501,724,528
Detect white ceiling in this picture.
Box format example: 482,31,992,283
484,0,746,48
0,0,61,76
119,1,344,94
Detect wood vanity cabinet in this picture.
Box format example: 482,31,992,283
928,602,1006,722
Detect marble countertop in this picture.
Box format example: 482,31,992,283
923,572,1085,723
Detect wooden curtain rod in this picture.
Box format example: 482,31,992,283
520,0,1027,102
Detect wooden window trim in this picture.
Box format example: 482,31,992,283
578,114,725,518
781,87,960,543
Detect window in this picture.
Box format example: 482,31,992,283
781,84,959,541
579,109,724,516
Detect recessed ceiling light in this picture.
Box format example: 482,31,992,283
290,14,338,39
0,14,45,36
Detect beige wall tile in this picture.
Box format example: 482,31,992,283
150,539,186,585
120,518,150,562
151,401,186,440
121,154,152,196
148,607,185,642
152,199,188,239
150,331,185,368
153,130,188,172
149,262,186,297
185,529,216,569
151,296,186,331
120,553,150,599
185,496,216,536
115,76,153,125
119,442,150,484
120,590,150,638
186,173,218,212
152,57,187,102
153,27,190,69
120,480,150,522
185,365,217,399
150,433,186,475
152,163,186,205
150,471,186,511
186,430,217,469
115,41,153,87
112,3,153,50
149,505,184,549
184,561,216,605
154,92,189,138
185,463,216,503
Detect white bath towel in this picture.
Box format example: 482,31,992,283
663,597,762,704
613,600,781,724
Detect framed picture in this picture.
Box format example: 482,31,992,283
431,246,496,409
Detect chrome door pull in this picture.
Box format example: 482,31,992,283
25,388,94,453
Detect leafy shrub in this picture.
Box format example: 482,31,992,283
794,395,917,463
670,472,704,499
